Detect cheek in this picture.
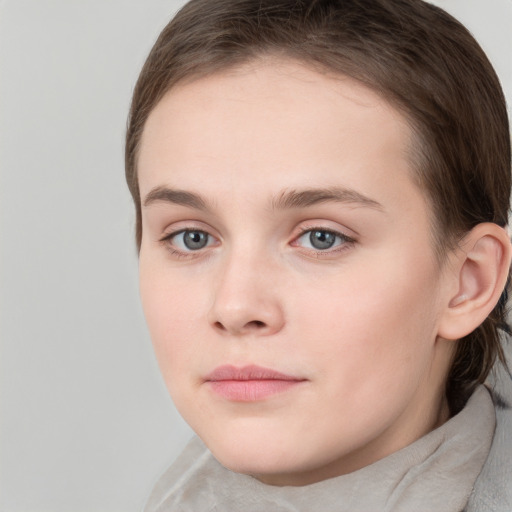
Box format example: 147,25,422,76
292,252,441,390
138,260,206,378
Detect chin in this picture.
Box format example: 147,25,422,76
212,447,331,487
206,434,297,477
204,430,333,487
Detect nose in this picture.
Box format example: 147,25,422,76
208,250,285,337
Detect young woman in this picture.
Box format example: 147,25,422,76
125,0,512,510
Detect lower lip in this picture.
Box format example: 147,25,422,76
208,379,302,401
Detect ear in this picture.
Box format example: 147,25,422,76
438,223,511,341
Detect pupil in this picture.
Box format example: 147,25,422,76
310,230,335,250
184,231,208,250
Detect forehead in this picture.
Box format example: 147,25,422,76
138,58,424,218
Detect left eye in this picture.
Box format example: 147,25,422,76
169,230,215,251
295,229,349,250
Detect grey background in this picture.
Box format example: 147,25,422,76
1,1,511,511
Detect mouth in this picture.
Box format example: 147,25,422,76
204,364,307,402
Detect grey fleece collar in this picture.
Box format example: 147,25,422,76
466,342,512,512
145,386,495,512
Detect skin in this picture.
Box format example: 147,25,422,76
137,59,458,486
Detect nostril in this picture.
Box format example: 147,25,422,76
213,319,267,332
214,321,226,331
248,320,266,329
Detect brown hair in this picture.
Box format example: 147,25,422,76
125,0,511,413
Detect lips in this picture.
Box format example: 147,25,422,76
204,364,306,401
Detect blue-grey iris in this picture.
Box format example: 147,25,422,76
184,231,209,250
310,230,336,250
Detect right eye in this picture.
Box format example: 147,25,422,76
163,229,216,252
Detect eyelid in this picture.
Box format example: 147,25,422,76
295,225,355,239
159,227,205,242
293,220,357,241
157,221,356,259
290,224,357,254
159,223,221,258
159,219,220,241
160,228,217,243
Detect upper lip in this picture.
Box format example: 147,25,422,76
205,364,304,382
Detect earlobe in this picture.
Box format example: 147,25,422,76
438,223,511,341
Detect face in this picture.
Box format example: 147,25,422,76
137,59,455,486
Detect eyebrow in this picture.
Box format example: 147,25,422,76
143,185,384,212
271,187,384,211
143,186,210,211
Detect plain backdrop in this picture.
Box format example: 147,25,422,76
1,1,511,511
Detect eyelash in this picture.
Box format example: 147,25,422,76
159,229,216,259
293,227,356,255
159,226,356,259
